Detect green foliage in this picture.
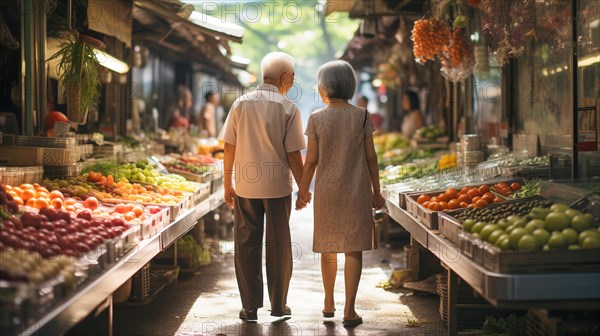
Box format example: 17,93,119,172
482,314,527,336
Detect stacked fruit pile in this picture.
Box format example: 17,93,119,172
415,184,508,211
461,202,599,251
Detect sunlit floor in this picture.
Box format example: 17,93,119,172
113,200,444,336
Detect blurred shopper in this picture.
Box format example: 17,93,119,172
169,85,193,129
219,52,306,322
197,90,220,137
357,95,383,130
296,60,385,328
401,90,425,138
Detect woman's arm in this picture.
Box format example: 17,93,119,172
296,139,318,210
365,133,385,208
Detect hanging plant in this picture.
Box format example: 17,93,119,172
48,32,100,125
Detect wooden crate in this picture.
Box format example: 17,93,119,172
406,193,441,229
438,212,463,246
481,242,600,274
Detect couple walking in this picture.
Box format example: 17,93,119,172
219,52,385,328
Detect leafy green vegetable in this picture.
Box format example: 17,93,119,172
510,178,541,199
482,314,527,335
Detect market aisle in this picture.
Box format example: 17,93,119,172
114,200,443,336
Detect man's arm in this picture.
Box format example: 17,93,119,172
223,142,236,209
286,150,303,186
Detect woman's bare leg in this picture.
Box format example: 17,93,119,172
321,252,337,313
343,251,362,319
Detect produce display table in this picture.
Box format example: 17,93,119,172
17,188,224,336
385,196,600,334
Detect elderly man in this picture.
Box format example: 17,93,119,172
219,52,306,322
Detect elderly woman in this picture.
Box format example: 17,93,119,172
296,60,385,328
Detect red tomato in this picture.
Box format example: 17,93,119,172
511,182,521,191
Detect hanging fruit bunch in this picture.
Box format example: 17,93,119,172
411,18,451,64
480,0,534,65
440,23,475,82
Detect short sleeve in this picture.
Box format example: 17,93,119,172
218,102,238,145
284,107,306,152
305,114,317,141
364,111,375,135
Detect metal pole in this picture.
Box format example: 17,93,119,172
571,0,578,179
37,0,47,135
21,0,34,135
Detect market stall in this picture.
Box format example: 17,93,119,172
330,0,600,334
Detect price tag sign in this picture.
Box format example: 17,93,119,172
576,106,598,152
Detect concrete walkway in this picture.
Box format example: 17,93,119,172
114,202,444,336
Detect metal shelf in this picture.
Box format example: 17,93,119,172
386,198,600,308
17,191,224,336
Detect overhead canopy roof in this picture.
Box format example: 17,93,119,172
132,0,245,81
325,0,425,18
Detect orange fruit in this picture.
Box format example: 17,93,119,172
7,191,18,198
422,201,430,209
437,193,449,202
417,194,431,205
447,199,460,209
132,206,144,218
493,197,503,203
83,196,99,210
124,204,134,213
12,187,23,197
12,196,24,205
49,190,64,200
123,212,136,221
427,202,443,211
457,194,471,204
64,198,77,206
472,196,482,204
115,204,126,214
439,201,448,210
34,186,49,194
36,191,49,199
51,198,63,209
467,189,481,199
459,202,469,208
26,197,37,207
475,199,488,208
482,194,495,203
445,188,458,199
478,185,490,194
20,183,34,190
460,186,471,194
21,189,36,202
34,198,49,209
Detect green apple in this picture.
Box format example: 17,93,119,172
518,235,539,250
471,222,487,234
545,212,570,232
550,203,569,212
480,224,501,241
579,229,600,245
509,228,529,250
497,218,511,229
513,219,528,228
565,209,583,219
495,234,509,247
571,214,594,233
506,215,521,224
561,228,578,245
488,230,506,245
498,237,510,251
548,233,568,249
525,219,546,232
462,219,476,233
529,207,550,220
532,229,551,247
582,237,600,248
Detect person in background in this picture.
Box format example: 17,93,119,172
296,60,385,328
169,85,193,129
219,51,306,322
357,95,383,130
198,90,220,137
401,90,425,138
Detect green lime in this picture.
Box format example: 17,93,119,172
506,215,521,223
561,228,578,245
498,237,510,251
513,219,527,228
545,212,571,232
565,209,583,219
579,229,600,245
497,219,511,229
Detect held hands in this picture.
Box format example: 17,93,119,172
295,191,312,210
373,191,385,209
224,186,236,209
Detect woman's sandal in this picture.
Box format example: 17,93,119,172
342,316,363,328
322,309,335,318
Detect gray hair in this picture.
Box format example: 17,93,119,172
317,60,356,100
261,52,295,81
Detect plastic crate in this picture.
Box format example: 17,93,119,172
131,263,150,303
